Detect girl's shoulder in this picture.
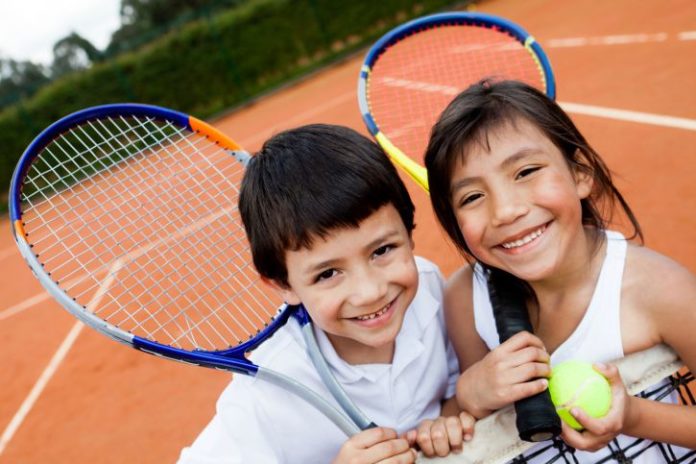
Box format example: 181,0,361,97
445,263,476,301
623,243,696,317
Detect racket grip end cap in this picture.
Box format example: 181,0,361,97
514,390,561,442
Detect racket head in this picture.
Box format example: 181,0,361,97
358,12,555,191
9,103,289,366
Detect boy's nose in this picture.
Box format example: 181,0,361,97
349,270,387,307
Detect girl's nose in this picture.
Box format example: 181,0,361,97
490,189,528,227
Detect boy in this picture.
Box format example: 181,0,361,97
177,124,473,463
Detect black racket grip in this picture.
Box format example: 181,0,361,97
487,270,561,442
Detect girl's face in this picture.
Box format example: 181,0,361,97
449,117,593,283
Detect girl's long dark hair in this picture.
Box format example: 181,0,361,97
424,80,642,304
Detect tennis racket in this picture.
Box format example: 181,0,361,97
9,103,374,437
359,12,560,442
358,11,555,191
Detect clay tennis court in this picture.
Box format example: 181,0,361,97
1,0,694,462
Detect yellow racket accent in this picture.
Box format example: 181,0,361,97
524,36,548,95
375,133,429,191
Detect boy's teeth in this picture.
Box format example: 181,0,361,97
356,304,390,321
501,226,545,249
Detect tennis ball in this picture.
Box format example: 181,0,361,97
548,360,612,430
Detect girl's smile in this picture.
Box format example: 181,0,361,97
449,117,593,283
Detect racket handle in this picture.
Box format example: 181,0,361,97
487,269,561,442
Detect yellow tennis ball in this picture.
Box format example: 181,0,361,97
548,360,612,430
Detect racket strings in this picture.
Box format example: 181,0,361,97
508,374,695,463
20,115,281,351
367,23,547,164
29,120,217,282
28,118,212,289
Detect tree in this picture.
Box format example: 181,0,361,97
0,58,50,108
106,0,244,56
51,32,104,78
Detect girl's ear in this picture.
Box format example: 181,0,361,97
263,277,302,305
572,150,594,199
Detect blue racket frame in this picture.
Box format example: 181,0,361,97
9,103,372,436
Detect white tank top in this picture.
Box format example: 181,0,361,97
471,230,689,463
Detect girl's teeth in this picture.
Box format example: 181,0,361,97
356,304,390,321
502,226,545,249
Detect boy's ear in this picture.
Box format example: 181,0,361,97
263,277,302,305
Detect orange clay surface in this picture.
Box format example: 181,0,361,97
1,0,694,462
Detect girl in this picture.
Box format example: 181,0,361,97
424,80,695,461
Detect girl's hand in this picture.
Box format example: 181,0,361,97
333,427,417,464
457,331,551,417
405,411,476,457
561,363,632,451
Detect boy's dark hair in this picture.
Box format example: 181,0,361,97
239,124,415,286
424,79,642,261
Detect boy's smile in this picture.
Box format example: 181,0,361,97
449,117,593,283
278,204,418,365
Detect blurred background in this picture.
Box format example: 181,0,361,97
0,0,458,210
1,0,694,462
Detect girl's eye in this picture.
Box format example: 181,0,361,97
516,166,541,179
459,192,483,207
315,268,337,283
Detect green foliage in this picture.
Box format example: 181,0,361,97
0,59,51,108
0,0,461,209
52,33,105,78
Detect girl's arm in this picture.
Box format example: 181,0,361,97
445,266,550,418
617,246,696,448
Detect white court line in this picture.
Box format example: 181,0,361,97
241,90,355,147
0,292,51,321
376,77,696,132
0,205,236,455
545,31,696,47
0,321,83,456
0,246,18,262
560,102,696,131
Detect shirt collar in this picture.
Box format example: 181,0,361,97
312,273,441,383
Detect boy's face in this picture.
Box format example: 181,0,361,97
278,204,418,365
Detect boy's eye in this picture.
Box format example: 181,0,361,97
516,166,541,179
315,268,338,283
373,244,394,257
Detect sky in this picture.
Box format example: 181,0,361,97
0,0,122,65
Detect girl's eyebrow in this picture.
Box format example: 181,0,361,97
499,148,540,170
450,148,541,195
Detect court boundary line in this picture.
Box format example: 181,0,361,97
0,321,83,457
560,102,696,131
545,31,696,48
0,204,237,455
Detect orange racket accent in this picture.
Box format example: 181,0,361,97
13,220,25,240
190,116,244,152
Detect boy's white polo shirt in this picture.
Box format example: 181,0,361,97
178,256,458,464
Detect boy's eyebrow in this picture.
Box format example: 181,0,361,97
450,148,540,194
303,229,401,274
